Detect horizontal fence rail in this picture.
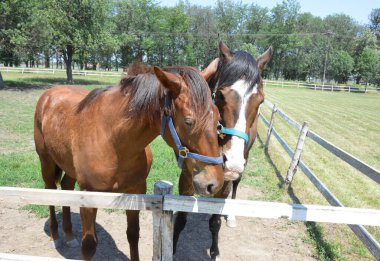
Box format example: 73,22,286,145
1,187,380,226
0,67,123,77
264,80,379,93
0,187,161,211
259,99,380,260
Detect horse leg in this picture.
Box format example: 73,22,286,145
209,181,232,260
209,214,222,260
226,177,242,228
39,156,61,248
173,211,188,254
61,174,79,247
126,210,140,261
80,207,98,260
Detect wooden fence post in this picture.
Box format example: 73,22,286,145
153,181,174,261
265,104,277,153
285,122,309,185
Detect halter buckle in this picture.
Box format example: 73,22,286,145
178,147,189,158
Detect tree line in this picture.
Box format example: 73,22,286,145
0,0,379,85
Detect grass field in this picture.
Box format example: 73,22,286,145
0,72,379,260
260,85,380,260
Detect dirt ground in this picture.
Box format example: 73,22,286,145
0,186,317,261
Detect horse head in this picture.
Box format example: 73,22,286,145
206,41,273,181
154,66,224,196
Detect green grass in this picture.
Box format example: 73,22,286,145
1,73,379,260
259,85,380,260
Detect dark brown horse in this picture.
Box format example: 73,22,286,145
173,42,273,260
34,66,224,260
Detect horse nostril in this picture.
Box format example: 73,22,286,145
207,184,214,195
223,154,227,163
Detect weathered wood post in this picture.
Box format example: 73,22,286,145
265,104,278,153
285,122,309,185
152,181,174,261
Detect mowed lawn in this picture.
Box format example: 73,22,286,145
0,72,379,260
259,85,380,260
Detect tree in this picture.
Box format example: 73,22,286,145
356,47,379,84
329,50,354,83
46,0,111,83
369,8,380,40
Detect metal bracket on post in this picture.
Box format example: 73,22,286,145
152,181,174,261
265,104,278,153
285,122,310,185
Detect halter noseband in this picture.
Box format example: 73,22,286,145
160,94,224,168
212,90,249,144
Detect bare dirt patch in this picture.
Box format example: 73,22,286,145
0,186,316,260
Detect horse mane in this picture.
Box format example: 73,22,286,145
208,51,260,94
76,86,113,113
120,66,212,132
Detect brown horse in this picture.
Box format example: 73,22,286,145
173,42,273,260
34,66,224,260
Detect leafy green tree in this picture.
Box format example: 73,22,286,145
356,47,379,84
46,0,111,82
369,8,380,40
328,50,354,83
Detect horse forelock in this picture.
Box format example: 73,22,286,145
211,51,260,95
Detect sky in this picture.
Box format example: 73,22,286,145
158,0,379,25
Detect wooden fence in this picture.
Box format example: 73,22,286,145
264,80,380,93
1,179,380,260
0,67,123,77
260,99,380,260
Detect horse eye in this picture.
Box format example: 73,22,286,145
184,117,194,127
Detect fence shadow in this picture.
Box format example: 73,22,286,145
43,212,129,260
173,212,212,261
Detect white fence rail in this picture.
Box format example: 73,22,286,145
0,67,123,77
264,80,379,93
1,183,380,260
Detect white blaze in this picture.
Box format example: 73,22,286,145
224,80,257,177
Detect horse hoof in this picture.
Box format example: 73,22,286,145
226,215,237,228
226,219,237,228
50,239,62,249
65,238,80,248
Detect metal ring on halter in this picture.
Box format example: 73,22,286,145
178,147,189,158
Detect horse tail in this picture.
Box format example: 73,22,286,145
54,165,63,185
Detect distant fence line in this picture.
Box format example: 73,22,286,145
259,99,380,260
264,80,380,93
0,67,123,77
1,66,380,93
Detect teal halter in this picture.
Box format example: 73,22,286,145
213,90,250,144
217,122,249,144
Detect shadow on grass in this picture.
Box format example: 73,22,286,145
257,133,338,260
2,77,119,91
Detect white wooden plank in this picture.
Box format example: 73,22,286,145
0,187,161,211
163,195,380,226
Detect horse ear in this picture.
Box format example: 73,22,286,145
257,46,273,72
153,66,182,98
200,58,219,81
219,41,233,62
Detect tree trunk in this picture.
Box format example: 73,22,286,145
0,72,5,89
63,45,74,83
44,50,50,68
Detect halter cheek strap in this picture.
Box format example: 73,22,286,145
213,89,250,144
217,122,249,144
161,94,224,168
